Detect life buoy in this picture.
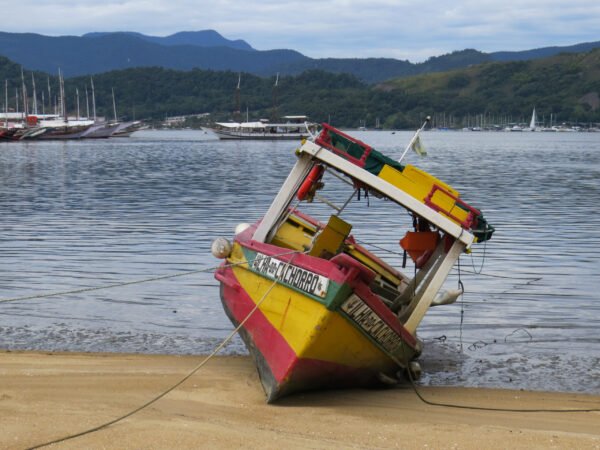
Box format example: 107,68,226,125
297,165,324,201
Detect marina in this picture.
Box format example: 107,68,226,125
1,129,599,396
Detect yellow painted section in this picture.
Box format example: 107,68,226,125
270,219,314,251
308,215,352,258
232,264,392,370
379,164,470,225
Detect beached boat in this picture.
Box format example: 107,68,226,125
213,124,494,402
209,116,318,140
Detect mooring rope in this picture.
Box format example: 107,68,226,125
27,251,304,449
400,342,600,413
404,363,600,413
0,249,302,305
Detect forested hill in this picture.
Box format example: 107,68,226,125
1,30,600,84
1,49,599,128
378,49,600,127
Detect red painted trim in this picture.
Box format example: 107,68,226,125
278,356,395,400
424,184,481,229
315,123,374,169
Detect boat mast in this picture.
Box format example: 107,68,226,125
111,87,117,123
62,72,67,122
85,85,90,119
57,69,62,119
76,88,80,120
90,76,97,122
31,73,38,115
20,67,28,122
271,72,279,121
4,80,7,128
47,77,51,115
234,73,241,122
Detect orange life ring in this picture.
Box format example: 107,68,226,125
297,165,325,201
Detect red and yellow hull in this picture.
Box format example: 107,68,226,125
215,228,418,402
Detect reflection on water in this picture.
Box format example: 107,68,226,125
1,129,599,394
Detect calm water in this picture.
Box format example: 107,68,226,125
1,129,599,394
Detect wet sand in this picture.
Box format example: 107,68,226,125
1,351,599,449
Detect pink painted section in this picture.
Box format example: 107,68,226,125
217,266,297,383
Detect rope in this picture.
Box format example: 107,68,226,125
457,258,465,352
470,222,489,275
0,249,302,305
27,252,302,449
401,341,600,413
405,366,600,413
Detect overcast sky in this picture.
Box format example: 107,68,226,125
4,0,600,62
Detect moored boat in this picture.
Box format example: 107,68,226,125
209,116,318,140
213,123,494,402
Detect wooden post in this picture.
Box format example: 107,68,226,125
404,239,464,334
252,152,314,243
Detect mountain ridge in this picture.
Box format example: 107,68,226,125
0,30,599,84
82,30,254,51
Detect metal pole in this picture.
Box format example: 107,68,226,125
398,116,430,164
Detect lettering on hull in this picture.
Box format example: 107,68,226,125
250,252,329,298
341,294,404,357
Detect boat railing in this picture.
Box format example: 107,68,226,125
424,184,481,230
315,123,374,168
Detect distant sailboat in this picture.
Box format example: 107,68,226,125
527,108,538,131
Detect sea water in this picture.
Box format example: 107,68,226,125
1,129,599,394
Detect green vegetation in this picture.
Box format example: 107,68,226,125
2,49,599,128
378,50,600,126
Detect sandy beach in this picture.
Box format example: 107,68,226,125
1,351,599,449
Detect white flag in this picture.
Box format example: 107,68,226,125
411,135,427,157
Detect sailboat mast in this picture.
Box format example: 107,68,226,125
47,77,52,115
271,72,279,121
234,73,241,121
4,80,7,128
31,73,38,115
85,86,90,119
57,70,61,118
90,77,96,122
76,88,80,120
111,88,117,122
60,70,67,122
20,67,28,121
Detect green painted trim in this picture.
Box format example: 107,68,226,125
240,247,342,307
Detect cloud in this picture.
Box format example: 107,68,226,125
2,0,600,61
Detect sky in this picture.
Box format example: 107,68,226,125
3,0,600,62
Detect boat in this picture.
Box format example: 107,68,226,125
209,116,318,140
32,116,94,140
525,108,538,131
212,123,494,402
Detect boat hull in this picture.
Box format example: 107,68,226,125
211,129,311,140
216,240,417,402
